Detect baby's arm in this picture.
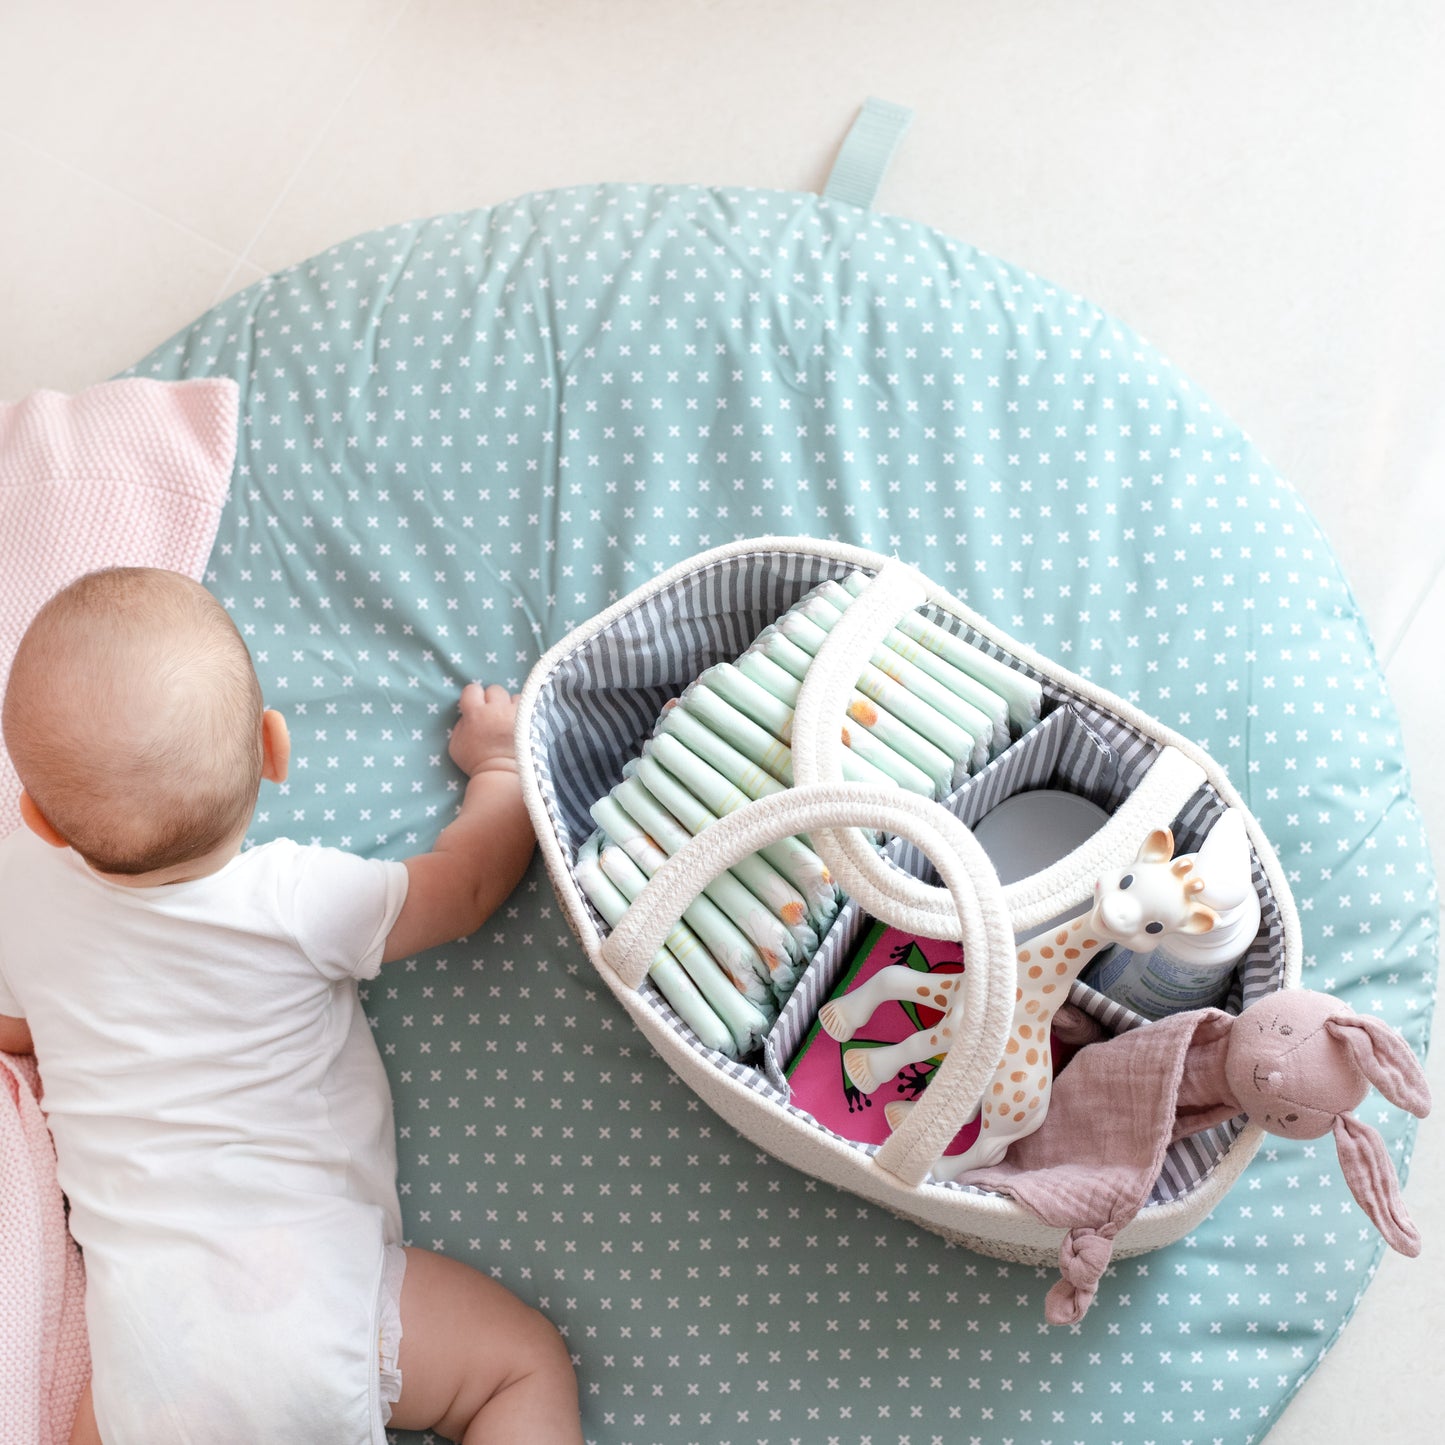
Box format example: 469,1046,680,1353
0,1014,33,1054
381,683,536,964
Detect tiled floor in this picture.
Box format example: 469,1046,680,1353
3,2,1441,1439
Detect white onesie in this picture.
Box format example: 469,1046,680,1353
0,827,410,1445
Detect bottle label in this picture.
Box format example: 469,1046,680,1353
1083,945,1234,1020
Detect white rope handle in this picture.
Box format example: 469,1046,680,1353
598,782,1019,1185
791,559,979,931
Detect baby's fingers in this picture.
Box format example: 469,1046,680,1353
458,681,513,713
450,681,520,773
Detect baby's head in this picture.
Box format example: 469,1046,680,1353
3,568,267,876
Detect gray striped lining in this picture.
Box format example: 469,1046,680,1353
529,549,1288,1210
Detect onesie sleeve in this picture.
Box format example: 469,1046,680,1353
274,844,410,982
0,965,22,1019
0,841,25,1016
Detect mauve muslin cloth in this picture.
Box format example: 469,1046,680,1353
958,1009,1240,1324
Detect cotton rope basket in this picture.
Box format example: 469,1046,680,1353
515,537,1301,1262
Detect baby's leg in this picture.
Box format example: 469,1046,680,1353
389,1246,581,1445
68,1384,102,1445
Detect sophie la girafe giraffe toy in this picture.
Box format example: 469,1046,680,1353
820,821,1234,1178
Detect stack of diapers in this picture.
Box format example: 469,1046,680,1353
574,571,1044,1057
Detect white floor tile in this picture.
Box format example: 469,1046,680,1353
209,260,268,312
1386,562,1445,867
0,131,243,398
0,0,406,255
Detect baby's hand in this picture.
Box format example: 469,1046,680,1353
448,683,520,777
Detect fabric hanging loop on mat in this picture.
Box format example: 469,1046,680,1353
823,97,915,210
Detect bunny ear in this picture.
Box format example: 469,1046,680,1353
1326,1015,1433,1118
1332,1114,1422,1257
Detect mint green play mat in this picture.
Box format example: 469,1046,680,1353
127,108,1436,1444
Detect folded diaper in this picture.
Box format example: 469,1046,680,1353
677,680,898,792
574,832,740,1057
629,756,813,988
590,823,774,1054
611,774,802,997
736,648,956,797
775,606,1001,762
656,702,789,803
670,683,796,785
835,571,1042,734
642,733,838,930
591,794,777,1011
756,620,986,776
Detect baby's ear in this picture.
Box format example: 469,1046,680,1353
261,709,291,784
18,791,68,849
1326,1014,1432,1118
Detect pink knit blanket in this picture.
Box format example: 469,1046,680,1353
0,376,238,837
0,1055,89,1445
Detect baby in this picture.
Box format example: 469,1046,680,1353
0,568,582,1445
